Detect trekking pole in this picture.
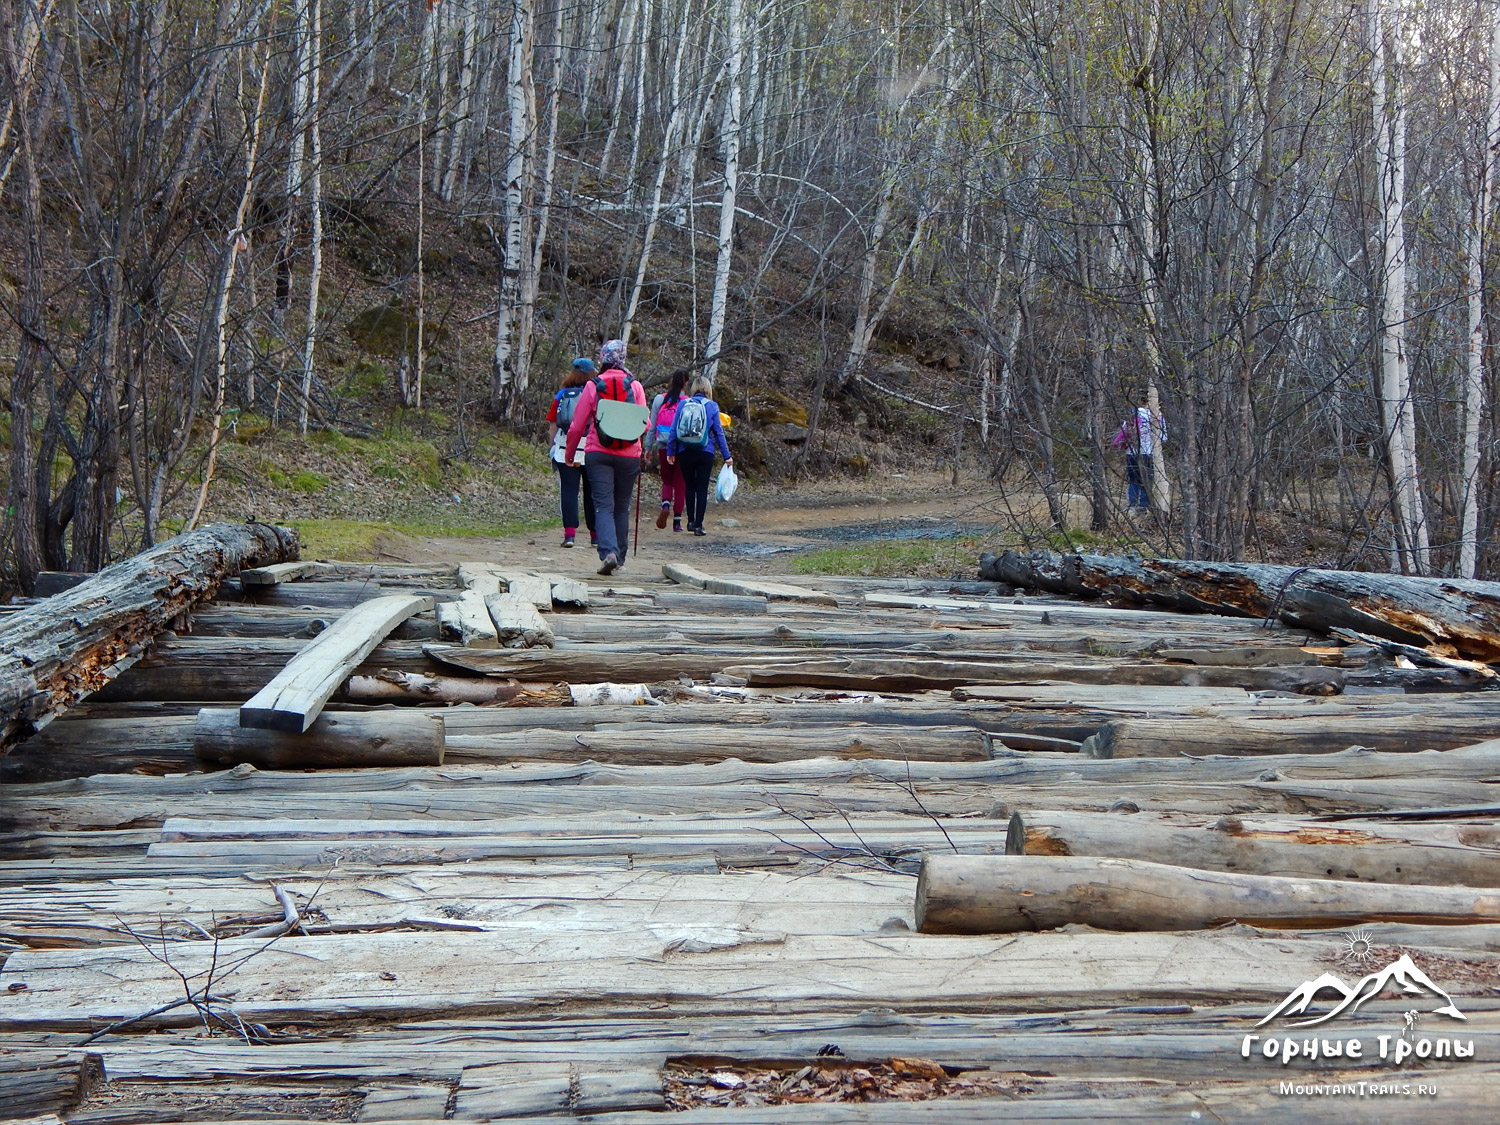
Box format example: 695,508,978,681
633,467,642,555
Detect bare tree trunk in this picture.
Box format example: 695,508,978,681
704,0,745,384
1370,0,1429,573
492,0,536,419
440,0,478,203
1460,0,1500,578
297,0,323,436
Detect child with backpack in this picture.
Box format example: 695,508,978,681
564,339,650,574
664,375,732,536
548,358,597,548
647,369,690,532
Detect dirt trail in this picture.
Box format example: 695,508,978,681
361,472,1016,577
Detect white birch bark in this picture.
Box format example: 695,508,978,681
620,0,651,206
598,0,638,177
1370,0,1429,573
704,0,745,384
621,0,691,347
1460,0,1500,578
492,0,536,418
296,0,323,436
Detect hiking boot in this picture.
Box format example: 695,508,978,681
693,526,707,537
656,502,670,530
673,519,682,532
597,554,619,576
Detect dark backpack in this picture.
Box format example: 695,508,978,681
674,397,710,448
556,385,584,430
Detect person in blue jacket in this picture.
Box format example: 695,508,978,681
663,375,732,536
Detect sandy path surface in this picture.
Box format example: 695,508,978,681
361,472,1014,577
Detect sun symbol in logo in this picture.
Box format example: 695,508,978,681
1341,928,1379,965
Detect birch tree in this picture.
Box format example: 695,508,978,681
703,0,745,384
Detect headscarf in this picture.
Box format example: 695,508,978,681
598,339,627,369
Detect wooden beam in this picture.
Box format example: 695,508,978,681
0,522,298,755
916,854,1500,933
484,593,555,649
663,564,838,605
239,595,433,732
193,708,444,769
0,1050,104,1117
238,561,324,587
435,590,499,648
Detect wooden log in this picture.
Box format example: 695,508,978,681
240,595,434,732
663,564,839,605
1013,809,1500,886
346,671,540,704
435,590,499,648
193,708,444,769
1082,709,1500,758
457,562,503,596
0,1050,104,1116
548,576,591,609
92,637,436,703
485,593,555,649
238,561,324,586
915,854,1500,934
443,723,993,764
0,522,297,755
653,591,768,615
726,657,1344,694
504,574,554,610
986,549,1500,662
184,605,440,640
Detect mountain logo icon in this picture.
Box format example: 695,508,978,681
1256,954,1466,1028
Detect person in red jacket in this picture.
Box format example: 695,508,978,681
564,339,648,574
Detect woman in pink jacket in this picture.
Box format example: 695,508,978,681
563,340,649,575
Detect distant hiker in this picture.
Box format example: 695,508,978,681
664,375,732,537
647,369,690,532
565,339,650,574
1112,397,1166,511
548,358,597,549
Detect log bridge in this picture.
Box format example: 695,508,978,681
2,537,1500,1119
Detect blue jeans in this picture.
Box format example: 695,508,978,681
584,451,641,562
1126,454,1154,509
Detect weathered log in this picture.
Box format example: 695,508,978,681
346,671,542,704
986,550,1500,662
0,1050,105,1116
240,595,435,732
93,637,436,702
183,605,440,640
652,591,768,615
663,564,840,605
435,590,499,648
0,522,298,755
238,561,324,586
1082,707,1500,757
485,593,555,648
193,708,444,769
727,658,1344,694
1013,809,1500,886
443,723,993,765
916,854,1500,933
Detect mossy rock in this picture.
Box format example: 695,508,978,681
345,304,448,357
842,452,871,476
749,388,809,428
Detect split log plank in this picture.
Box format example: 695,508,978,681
663,564,839,605
0,521,298,754
505,574,554,610
548,577,591,609
1082,709,1500,758
484,593,555,649
916,854,1500,934
457,563,503,596
239,561,324,586
0,1050,104,1117
653,592,768,615
193,708,444,769
443,723,992,764
986,550,1500,662
240,595,434,732
435,590,499,648
0,927,1404,1029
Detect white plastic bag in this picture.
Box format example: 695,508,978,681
715,462,739,503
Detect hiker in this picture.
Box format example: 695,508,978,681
664,375,732,537
647,369,690,532
1112,397,1166,510
564,339,650,575
548,358,597,549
